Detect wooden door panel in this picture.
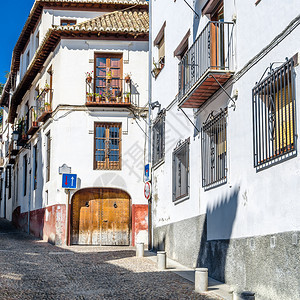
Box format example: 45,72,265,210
71,188,130,246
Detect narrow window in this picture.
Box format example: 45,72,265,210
60,19,77,26
94,123,121,170
23,155,27,196
33,145,37,190
252,57,296,169
8,166,11,199
152,110,165,166
45,190,48,206
46,132,51,182
172,138,189,202
202,110,227,189
26,51,30,69
35,32,39,51
152,21,166,77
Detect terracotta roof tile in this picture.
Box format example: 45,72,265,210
56,9,149,33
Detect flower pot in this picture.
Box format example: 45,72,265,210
125,96,129,103
45,105,51,112
125,75,131,83
106,74,112,80
95,96,100,103
86,96,93,103
22,133,27,140
32,121,38,127
86,76,92,83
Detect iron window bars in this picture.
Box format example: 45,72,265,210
252,58,296,169
152,110,165,166
201,109,227,189
94,123,122,170
172,138,189,202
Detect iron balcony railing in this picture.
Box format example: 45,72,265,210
36,89,52,122
26,106,39,134
86,77,139,107
16,120,28,146
178,21,234,101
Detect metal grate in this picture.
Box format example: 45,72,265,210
201,110,227,189
94,123,122,170
252,58,296,168
152,110,165,166
172,138,189,202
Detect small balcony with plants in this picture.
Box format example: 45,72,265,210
26,106,39,135
178,21,234,108
16,119,28,147
36,86,52,123
85,71,139,107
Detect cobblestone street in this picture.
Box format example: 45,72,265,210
0,219,220,300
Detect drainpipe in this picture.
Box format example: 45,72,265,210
148,0,153,250
28,170,31,234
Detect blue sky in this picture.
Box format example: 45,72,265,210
0,1,35,84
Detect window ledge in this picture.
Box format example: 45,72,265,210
173,194,189,205
153,159,165,170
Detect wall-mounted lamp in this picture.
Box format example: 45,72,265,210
150,101,161,111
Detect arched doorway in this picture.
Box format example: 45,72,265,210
71,188,131,245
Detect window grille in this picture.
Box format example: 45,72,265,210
172,138,189,202
23,155,27,196
94,123,122,170
252,58,296,168
152,111,165,166
202,110,227,189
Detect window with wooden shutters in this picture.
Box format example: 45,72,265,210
202,110,227,189
95,53,122,100
94,123,122,170
252,58,296,169
152,110,165,166
172,138,189,202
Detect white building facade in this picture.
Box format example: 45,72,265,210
150,1,300,299
0,0,149,247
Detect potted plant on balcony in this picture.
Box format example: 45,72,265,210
116,90,122,103
124,92,131,103
32,110,38,127
86,92,93,103
95,93,101,103
44,102,51,112
86,71,93,83
106,68,112,80
124,73,131,84
44,82,50,93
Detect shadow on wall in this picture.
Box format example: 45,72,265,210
197,186,239,283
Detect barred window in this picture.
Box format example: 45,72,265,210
172,139,189,202
152,111,165,166
201,110,227,189
252,58,296,168
94,123,121,170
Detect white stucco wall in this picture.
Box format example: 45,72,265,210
151,0,300,240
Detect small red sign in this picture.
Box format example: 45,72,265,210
144,182,151,200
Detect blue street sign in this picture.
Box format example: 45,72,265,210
62,173,77,189
144,163,151,182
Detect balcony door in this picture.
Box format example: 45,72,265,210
95,53,123,101
210,2,225,70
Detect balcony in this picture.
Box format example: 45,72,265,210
26,106,39,135
36,89,52,122
16,120,28,147
85,77,139,107
178,21,234,108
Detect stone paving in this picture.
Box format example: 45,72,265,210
0,218,221,300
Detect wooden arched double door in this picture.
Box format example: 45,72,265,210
71,188,130,245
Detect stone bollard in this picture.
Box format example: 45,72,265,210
136,243,144,257
157,251,166,270
195,268,208,293
233,291,255,300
